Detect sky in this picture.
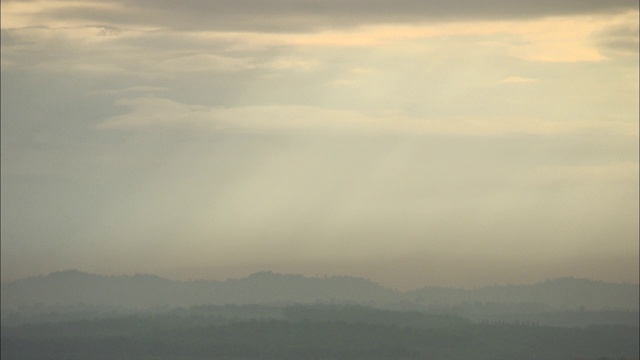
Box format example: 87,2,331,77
1,0,638,290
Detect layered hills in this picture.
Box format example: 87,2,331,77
2,270,637,311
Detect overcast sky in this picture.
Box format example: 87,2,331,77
1,0,638,290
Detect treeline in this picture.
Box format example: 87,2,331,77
2,304,638,360
3,302,638,328
282,304,471,328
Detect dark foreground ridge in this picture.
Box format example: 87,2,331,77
2,303,638,360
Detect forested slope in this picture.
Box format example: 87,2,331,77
2,305,638,360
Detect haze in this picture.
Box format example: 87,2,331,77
1,0,638,290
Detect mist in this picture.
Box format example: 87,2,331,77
2,0,639,289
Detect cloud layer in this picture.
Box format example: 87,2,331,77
4,0,638,32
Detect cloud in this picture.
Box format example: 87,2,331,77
0,25,153,74
87,86,171,96
595,23,640,56
97,97,638,137
264,57,318,71
155,54,255,73
2,0,637,33
3,5,634,81
501,76,539,84
97,97,377,133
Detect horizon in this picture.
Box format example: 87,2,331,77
2,250,638,290
4,268,639,291
2,1,638,290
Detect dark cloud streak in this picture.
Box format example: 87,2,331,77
30,0,640,32
595,23,640,55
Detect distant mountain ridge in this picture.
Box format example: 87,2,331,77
0,270,398,310
1,270,638,311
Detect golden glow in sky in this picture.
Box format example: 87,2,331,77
1,0,638,289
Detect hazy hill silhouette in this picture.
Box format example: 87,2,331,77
1,270,638,312
0,270,397,309
407,277,639,311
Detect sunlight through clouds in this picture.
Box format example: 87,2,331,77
1,0,638,287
